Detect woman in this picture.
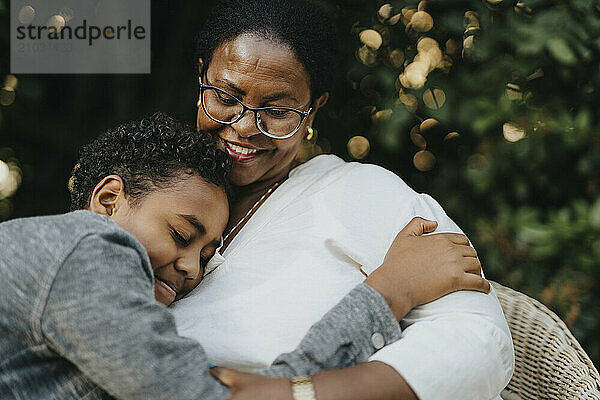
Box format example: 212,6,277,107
171,0,514,399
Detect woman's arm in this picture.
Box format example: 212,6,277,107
365,195,514,400
211,360,417,400
337,165,514,400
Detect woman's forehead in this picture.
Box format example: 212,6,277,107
208,34,311,100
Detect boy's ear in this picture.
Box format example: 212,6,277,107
88,175,127,217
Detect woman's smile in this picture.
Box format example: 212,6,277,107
221,139,269,163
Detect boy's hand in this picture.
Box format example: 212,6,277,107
210,367,293,400
365,217,490,320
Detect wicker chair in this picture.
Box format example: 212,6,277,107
491,281,600,400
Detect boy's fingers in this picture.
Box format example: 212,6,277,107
457,244,478,259
210,366,237,387
438,233,470,245
463,258,483,275
461,274,490,294
401,217,438,236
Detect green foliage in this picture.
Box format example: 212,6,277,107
348,0,600,364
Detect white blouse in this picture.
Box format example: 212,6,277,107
171,154,514,400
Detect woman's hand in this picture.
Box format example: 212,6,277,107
210,366,293,400
364,217,489,320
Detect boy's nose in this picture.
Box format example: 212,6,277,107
176,252,202,281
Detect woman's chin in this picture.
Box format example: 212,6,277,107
229,169,262,187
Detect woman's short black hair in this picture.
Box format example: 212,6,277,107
193,0,337,99
69,112,231,210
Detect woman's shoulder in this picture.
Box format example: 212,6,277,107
292,154,416,199
285,154,420,225
294,154,409,184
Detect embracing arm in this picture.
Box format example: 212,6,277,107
216,164,513,400
366,195,514,400
214,217,493,400
262,283,401,377
249,282,418,400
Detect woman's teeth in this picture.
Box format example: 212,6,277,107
229,143,258,155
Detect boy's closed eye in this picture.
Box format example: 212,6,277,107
170,226,192,247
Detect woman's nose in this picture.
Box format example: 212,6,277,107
232,110,260,138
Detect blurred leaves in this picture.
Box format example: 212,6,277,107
348,0,600,364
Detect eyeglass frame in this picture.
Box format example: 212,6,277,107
198,76,313,140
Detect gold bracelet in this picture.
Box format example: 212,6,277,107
291,375,317,400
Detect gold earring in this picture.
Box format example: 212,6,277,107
306,126,314,141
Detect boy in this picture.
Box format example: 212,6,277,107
0,113,403,399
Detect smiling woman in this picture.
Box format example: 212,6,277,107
170,0,514,399
197,33,324,191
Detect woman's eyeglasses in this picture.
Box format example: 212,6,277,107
198,77,312,139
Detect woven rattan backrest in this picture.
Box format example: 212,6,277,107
491,281,600,400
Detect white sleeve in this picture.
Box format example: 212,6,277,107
326,162,514,400
367,193,515,400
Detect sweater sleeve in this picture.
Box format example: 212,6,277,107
41,232,229,400
261,283,401,377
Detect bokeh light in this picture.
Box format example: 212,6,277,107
401,8,416,26
0,160,22,200
506,83,522,101
398,35,443,90
409,11,434,33
372,109,392,122
357,45,377,66
503,122,526,142
445,39,459,56
413,150,436,171
0,161,9,184
410,125,427,149
18,5,35,24
397,92,418,112
59,7,74,23
347,136,370,159
420,118,439,133
360,29,383,50
4,75,18,90
0,88,15,107
444,132,460,141
378,4,393,21
47,14,66,33
423,87,446,109
388,49,405,68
